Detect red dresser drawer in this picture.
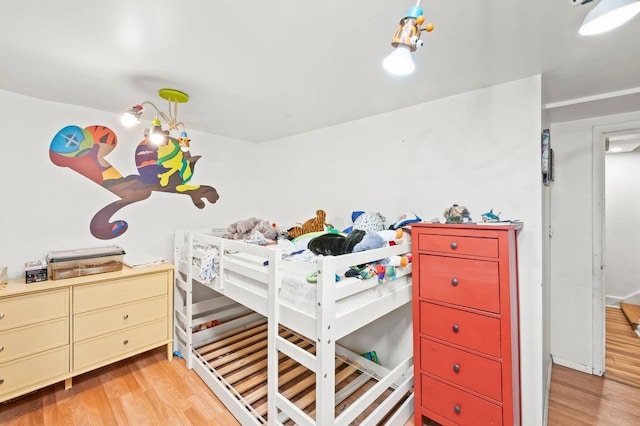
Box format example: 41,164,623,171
420,338,502,401
419,255,500,313
420,302,501,357
421,374,503,426
418,234,498,258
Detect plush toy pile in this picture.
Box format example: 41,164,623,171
223,217,287,242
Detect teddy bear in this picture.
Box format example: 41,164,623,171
287,209,329,239
224,217,286,241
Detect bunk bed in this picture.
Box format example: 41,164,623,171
173,228,414,425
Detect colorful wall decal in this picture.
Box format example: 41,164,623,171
49,125,219,239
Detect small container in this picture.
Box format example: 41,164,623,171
47,246,126,280
25,260,48,283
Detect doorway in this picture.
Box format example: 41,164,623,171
592,121,640,377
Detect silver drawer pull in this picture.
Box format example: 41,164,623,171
123,339,129,345
123,314,129,319
453,364,460,373
0,345,4,352
454,405,461,414
450,242,457,250
0,313,4,320
451,278,458,286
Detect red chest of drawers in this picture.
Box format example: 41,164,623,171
412,223,521,426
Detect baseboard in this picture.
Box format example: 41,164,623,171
543,354,553,426
606,290,640,307
551,356,592,374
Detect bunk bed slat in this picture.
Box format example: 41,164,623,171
206,337,267,366
197,323,267,354
192,314,265,347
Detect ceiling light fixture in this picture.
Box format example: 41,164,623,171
122,88,191,147
383,0,434,76
575,0,640,36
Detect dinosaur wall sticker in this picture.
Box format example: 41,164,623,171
49,124,219,240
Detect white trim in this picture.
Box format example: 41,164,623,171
592,124,606,377
543,354,553,426
592,119,640,378
545,87,640,110
552,356,592,374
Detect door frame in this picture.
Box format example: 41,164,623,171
591,119,640,375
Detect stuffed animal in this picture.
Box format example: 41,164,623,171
352,229,403,252
390,212,422,229
343,211,386,233
224,217,286,241
443,204,472,223
308,229,365,256
287,209,329,239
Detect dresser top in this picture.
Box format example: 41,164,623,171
0,264,174,298
411,222,523,232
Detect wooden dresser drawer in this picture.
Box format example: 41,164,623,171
419,255,500,313
420,338,502,401
420,302,501,358
0,289,69,332
74,273,167,314
74,318,167,370
74,296,167,341
421,374,502,426
418,234,499,258
0,317,69,364
0,346,69,397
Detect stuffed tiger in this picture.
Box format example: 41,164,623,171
288,209,328,239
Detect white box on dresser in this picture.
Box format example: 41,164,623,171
0,264,174,403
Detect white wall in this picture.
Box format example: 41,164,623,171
257,76,544,426
549,111,640,372
605,150,640,303
1,76,545,424
0,89,257,279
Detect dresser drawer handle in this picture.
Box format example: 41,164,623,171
452,324,459,333
0,378,4,385
453,364,460,373
451,278,458,286
123,339,129,345
450,242,457,250
0,313,4,320
0,345,4,352
454,405,461,414
123,314,129,319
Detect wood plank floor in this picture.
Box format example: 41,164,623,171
605,306,640,388
547,306,640,426
3,307,639,425
0,349,240,426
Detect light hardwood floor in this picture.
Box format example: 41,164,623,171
0,349,240,425
2,307,639,425
546,306,640,426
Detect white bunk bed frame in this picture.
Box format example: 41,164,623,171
173,229,414,425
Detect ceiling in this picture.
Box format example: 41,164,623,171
2,0,640,142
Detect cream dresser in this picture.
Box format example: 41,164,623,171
0,264,174,403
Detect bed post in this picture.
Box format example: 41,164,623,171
267,246,281,425
316,255,337,425
185,231,194,369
